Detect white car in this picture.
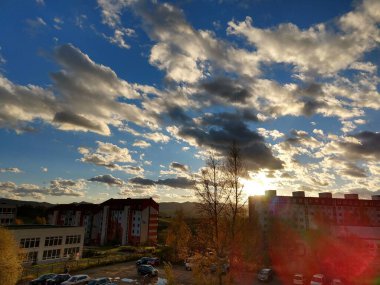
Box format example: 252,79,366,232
293,273,305,285
61,274,91,285
310,274,325,285
185,258,193,271
331,279,343,285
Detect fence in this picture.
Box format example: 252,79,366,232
19,253,142,282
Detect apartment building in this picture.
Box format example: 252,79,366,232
7,225,84,264
48,198,159,246
249,190,380,257
0,203,17,225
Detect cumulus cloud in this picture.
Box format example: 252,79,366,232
0,178,86,199
227,0,380,76
78,141,135,170
0,43,159,135
339,131,380,160
88,174,124,186
49,179,86,196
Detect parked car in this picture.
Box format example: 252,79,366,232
257,268,274,282
61,274,91,285
137,265,158,277
46,274,71,285
184,257,193,271
135,257,152,266
147,257,160,266
87,277,115,285
30,273,57,285
310,274,326,285
293,273,305,285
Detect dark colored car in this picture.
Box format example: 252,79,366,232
137,265,158,277
87,277,115,285
147,257,160,266
257,268,274,282
30,274,57,285
46,274,71,285
136,257,152,266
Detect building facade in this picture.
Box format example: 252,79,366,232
0,203,17,225
249,190,380,259
48,198,159,246
7,225,84,264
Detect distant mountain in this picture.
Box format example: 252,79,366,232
0,198,53,208
159,201,200,217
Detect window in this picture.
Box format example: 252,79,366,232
20,238,40,248
65,235,81,244
45,236,63,246
23,251,38,263
42,249,61,260
63,247,80,257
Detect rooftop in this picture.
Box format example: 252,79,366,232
5,224,82,230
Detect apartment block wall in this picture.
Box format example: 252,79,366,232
0,203,17,225
8,225,85,264
47,198,159,246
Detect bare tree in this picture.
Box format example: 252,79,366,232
195,154,231,285
195,154,230,256
225,141,246,241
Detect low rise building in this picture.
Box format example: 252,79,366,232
7,225,84,264
48,198,159,246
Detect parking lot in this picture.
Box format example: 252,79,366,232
18,261,284,285
75,261,283,285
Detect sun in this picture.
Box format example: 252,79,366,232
242,172,273,197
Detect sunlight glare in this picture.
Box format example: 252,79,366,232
242,172,272,196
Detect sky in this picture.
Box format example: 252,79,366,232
0,0,379,204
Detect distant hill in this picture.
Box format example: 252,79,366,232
159,201,200,217
0,198,53,208
0,197,200,217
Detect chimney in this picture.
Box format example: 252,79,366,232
344,194,359,200
292,191,305,197
265,190,277,198
372,195,380,200
319,192,332,198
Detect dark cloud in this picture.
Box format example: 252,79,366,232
341,163,367,178
199,111,258,127
170,162,188,172
54,111,107,134
202,78,251,103
129,177,156,186
302,99,327,116
129,176,195,189
88,174,124,186
156,177,195,188
166,105,192,124
178,119,283,170
340,131,380,159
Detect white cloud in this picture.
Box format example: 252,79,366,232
133,140,151,148
0,167,22,173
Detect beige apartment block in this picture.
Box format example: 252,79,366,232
7,224,85,264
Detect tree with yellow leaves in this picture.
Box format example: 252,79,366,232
165,210,192,262
0,227,23,285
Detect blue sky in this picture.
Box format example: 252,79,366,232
0,0,379,204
